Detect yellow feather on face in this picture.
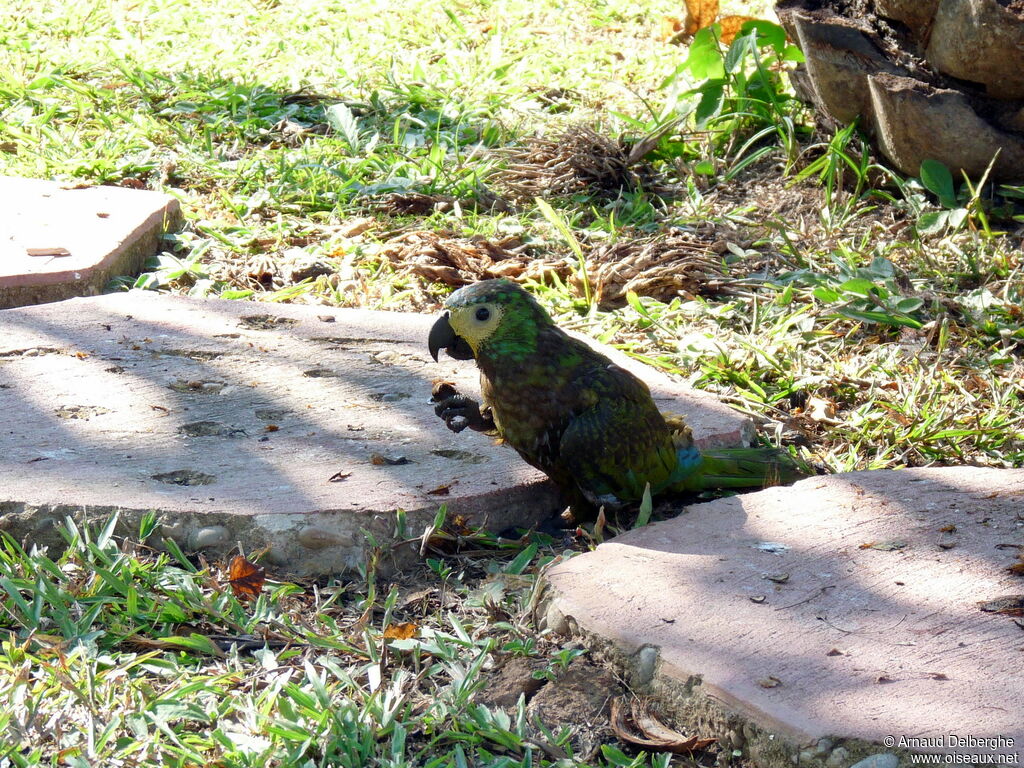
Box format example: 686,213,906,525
446,301,505,356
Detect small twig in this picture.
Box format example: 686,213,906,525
773,584,835,611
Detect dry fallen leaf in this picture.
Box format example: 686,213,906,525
427,482,455,496
227,555,265,601
610,697,716,754
328,470,352,482
764,572,790,584
939,524,957,533
718,14,757,43
684,0,719,35
859,540,907,551
757,676,781,688
383,622,419,641
26,247,71,257
370,453,410,466
977,595,1024,616
660,16,685,42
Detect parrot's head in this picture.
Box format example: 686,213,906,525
428,279,552,363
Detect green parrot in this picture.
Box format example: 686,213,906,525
428,279,802,512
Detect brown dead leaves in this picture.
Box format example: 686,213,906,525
496,124,672,202
377,230,561,288
584,232,724,306
610,697,716,754
977,595,1024,617
226,555,266,601
380,229,725,309
661,0,757,44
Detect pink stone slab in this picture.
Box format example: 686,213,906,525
0,176,181,308
544,467,1024,761
0,291,753,574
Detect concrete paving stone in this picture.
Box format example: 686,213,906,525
0,291,752,574
543,467,1024,764
0,176,181,309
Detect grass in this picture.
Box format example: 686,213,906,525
1,514,630,767
2,0,1024,764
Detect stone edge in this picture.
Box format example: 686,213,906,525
537,583,923,768
0,197,182,309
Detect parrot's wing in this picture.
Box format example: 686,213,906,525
558,363,677,507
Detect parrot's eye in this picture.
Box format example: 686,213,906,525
475,307,491,322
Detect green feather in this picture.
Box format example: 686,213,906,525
670,447,805,492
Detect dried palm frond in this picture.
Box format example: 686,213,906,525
583,232,725,307
496,123,679,201
377,231,564,287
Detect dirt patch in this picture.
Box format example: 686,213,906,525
475,656,547,709
527,658,624,760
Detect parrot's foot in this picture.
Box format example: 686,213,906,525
431,380,496,434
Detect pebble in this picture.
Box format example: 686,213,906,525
633,645,660,685
188,524,229,549
826,747,850,768
849,753,898,768
541,601,570,635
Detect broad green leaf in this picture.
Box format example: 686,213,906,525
783,44,806,63
694,82,724,127
685,27,725,81
741,20,787,53
868,256,895,277
916,210,948,236
503,543,538,575
895,297,924,313
948,207,969,229
326,103,361,151
724,32,752,74
812,286,841,303
919,159,957,208
838,277,878,297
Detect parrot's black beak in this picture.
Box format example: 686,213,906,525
428,312,475,362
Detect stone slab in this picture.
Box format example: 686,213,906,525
0,176,182,309
0,291,753,574
543,467,1024,764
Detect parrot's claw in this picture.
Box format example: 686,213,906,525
433,395,495,433
431,384,496,434
446,414,471,433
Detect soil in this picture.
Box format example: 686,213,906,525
475,656,548,709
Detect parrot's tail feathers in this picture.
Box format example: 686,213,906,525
677,447,805,491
